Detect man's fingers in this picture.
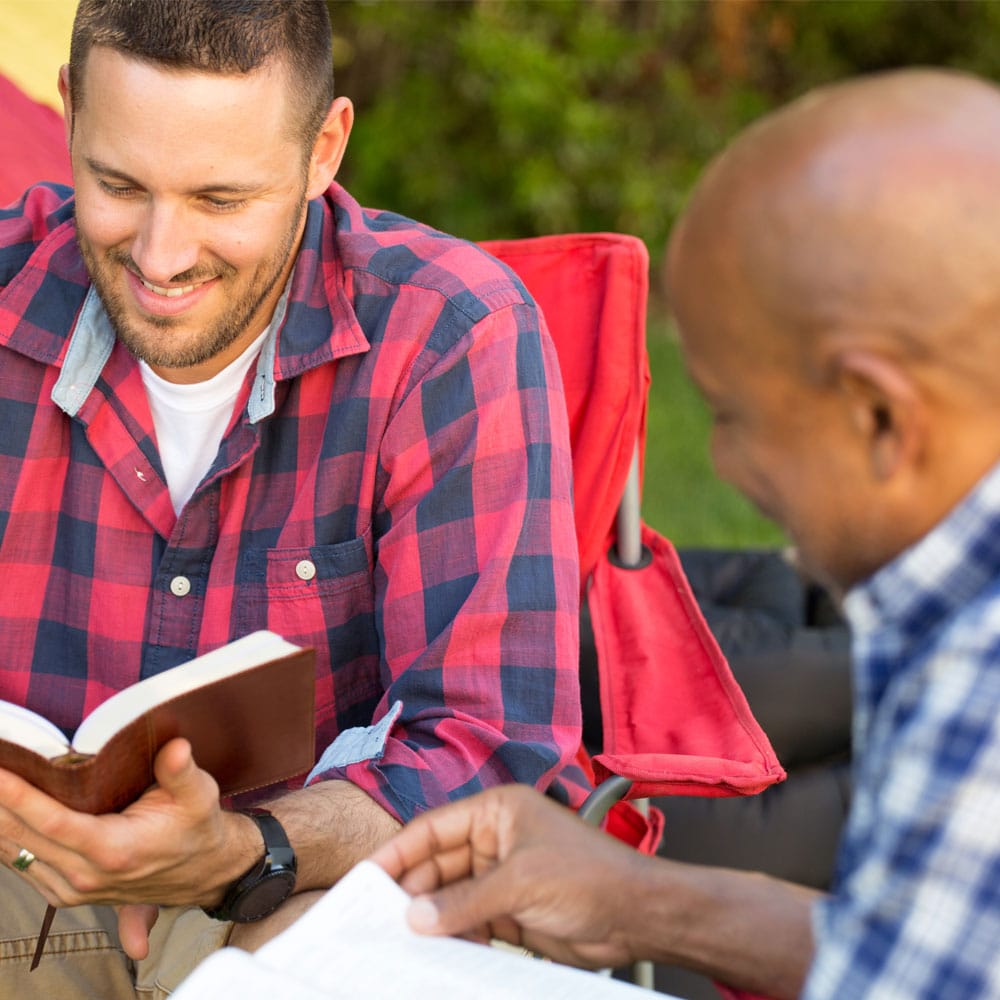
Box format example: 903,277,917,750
149,739,220,811
152,738,195,790
405,865,515,939
371,799,481,880
395,843,479,897
0,769,95,865
117,903,160,961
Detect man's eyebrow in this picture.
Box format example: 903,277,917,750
84,158,139,184
83,157,262,196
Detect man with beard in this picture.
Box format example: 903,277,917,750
0,2,580,996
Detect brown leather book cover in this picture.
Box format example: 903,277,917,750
0,644,316,814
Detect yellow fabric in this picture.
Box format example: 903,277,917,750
0,0,75,109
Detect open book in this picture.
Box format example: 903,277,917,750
173,860,669,1000
0,631,315,813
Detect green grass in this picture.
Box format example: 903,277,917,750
640,318,786,548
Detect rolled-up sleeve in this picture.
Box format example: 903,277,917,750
306,295,581,822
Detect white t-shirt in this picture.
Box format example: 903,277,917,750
140,327,270,514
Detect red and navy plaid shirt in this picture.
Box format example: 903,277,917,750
0,182,581,821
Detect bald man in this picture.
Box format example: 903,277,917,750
370,67,1000,1000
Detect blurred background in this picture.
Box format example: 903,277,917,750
325,0,1000,550
6,0,1000,546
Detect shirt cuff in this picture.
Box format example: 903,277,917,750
304,700,404,785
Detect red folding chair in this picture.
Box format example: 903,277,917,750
479,233,785,837
0,73,72,205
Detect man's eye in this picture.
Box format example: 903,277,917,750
203,196,246,212
97,179,137,198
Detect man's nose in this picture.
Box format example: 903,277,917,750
129,201,201,285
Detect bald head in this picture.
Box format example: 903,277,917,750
668,68,1000,387
666,69,1000,591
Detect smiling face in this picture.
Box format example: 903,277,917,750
62,47,314,383
672,294,880,594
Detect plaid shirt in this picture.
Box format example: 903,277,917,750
804,460,1000,998
0,182,581,822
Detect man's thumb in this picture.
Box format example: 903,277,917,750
405,868,511,939
152,737,197,793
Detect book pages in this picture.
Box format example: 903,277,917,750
0,700,69,758
173,860,667,999
72,630,298,753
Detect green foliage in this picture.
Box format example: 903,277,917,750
328,0,1000,545
333,0,1000,272
333,1,743,260
643,322,784,547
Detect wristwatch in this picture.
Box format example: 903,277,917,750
205,808,297,923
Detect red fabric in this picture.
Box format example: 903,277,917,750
480,234,649,587
484,233,783,828
570,742,665,854
589,524,786,799
602,798,664,856
0,75,72,205
1,184,585,823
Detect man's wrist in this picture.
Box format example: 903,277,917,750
204,808,298,922
201,810,263,909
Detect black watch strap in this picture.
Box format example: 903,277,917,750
204,807,297,923
248,808,295,870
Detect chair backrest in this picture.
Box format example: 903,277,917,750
482,233,785,814
0,73,72,205
479,234,650,586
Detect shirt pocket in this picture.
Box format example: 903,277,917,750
236,532,379,707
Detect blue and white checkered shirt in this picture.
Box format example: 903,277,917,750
803,460,1000,998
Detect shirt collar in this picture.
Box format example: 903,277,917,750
841,459,1000,752
52,277,293,423
844,458,1000,639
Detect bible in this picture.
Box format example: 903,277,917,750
0,630,316,814
3,630,316,973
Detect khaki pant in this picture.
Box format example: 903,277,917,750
0,866,231,1000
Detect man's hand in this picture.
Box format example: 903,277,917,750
370,784,655,970
116,903,161,960
0,738,260,958
372,784,821,998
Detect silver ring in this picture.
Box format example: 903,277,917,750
12,848,36,872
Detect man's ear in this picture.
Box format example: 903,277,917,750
832,348,927,481
57,63,73,149
305,96,354,200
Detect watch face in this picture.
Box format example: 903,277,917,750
230,869,297,923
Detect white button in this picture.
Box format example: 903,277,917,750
295,560,317,581
170,575,191,597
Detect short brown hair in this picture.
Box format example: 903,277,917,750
69,0,335,147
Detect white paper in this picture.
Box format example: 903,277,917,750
171,948,333,1000
174,861,666,999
